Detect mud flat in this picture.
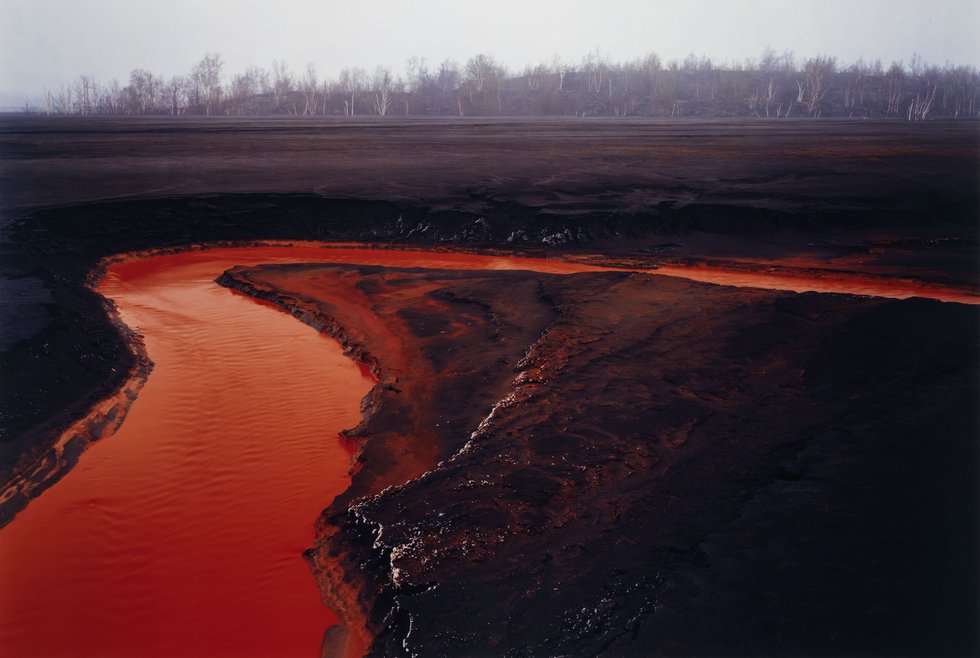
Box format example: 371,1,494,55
1,118,978,655
220,262,979,656
3,119,977,484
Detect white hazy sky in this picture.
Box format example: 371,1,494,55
1,0,978,98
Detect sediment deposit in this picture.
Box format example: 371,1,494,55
220,263,979,656
2,117,978,657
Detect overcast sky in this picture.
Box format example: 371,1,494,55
1,0,978,99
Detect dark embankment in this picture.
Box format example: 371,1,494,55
220,263,979,656
1,119,977,653
1,249,381,658
3,120,977,503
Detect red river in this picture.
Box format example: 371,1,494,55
0,244,974,658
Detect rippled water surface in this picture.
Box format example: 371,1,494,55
0,244,973,658
0,246,605,658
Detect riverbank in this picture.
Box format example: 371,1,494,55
5,228,976,530
3,119,977,477
221,261,978,656
1,248,381,658
1,118,978,656
3,193,977,493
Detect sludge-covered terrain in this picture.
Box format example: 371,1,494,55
0,117,978,656
220,263,978,656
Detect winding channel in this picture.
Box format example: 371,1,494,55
0,244,975,658
0,246,607,658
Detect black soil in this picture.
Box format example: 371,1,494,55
1,117,978,654
222,264,979,656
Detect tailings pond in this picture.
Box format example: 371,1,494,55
0,246,605,658
0,244,974,658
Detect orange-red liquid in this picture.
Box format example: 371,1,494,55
654,264,980,304
0,247,605,658
0,244,974,658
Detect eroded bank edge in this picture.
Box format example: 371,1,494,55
0,270,153,528
5,237,976,529
215,267,388,655
214,264,586,657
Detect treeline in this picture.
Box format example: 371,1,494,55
32,48,980,120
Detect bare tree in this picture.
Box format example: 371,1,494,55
803,56,835,116
551,54,567,92
779,50,797,74
76,75,98,115
493,62,508,111
58,80,76,114
339,67,365,116
942,65,980,118
583,48,608,94
909,52,924,78
229,67,263,115
907,84,937,121
763,78,779,118
843,64,858,109
270,60,292,110
192,53,224,116
885,62,905,116
405,56,430,93
683,54,714,99
301,63,319,116
759,47,780,73
127,69,159,114
372,66,393,116
320,79,331,115
437,59,460,94
167,76,188,115
747,87,762,117
523,64,544,92
641,52,663,111
908,68,939,121
33,46,980,120
102,79,122,114
465,54,496,94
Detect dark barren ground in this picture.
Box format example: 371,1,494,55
220,263,978,657
1,117,978,655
